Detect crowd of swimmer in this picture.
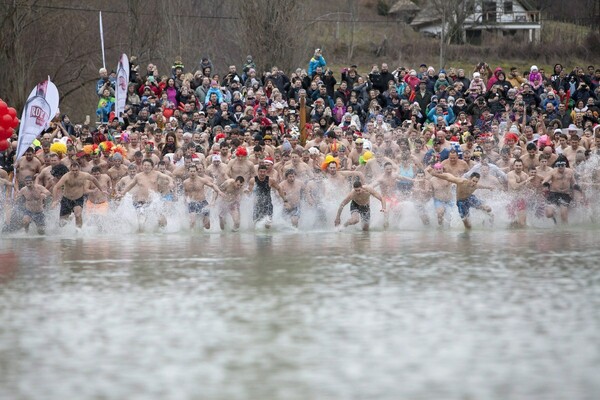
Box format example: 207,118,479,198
2,50,600,234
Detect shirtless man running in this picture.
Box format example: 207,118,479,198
52,162,106,228
507,159,533,227
430,170,493,230
279,169,305,228
335,180,386,231
542,159,576,224
15,147,42,188
206,155,229,186
428,163,455,226
218,176,245,231
411,169,433,225
85,166,112,216
16,176,50,234
227,146,256,184
373,162,401,228
118,159,174,229
35,152,61,191
107,153,129,189
183,163,223,230
115,164,138,197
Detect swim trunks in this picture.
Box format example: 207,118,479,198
188,200,210,216
507,197,527,218
456,195,483,219
350,200,371,222
434,198,453,210
23,209,45,226
284,205,301,218
60,196,84,217
547,192,571,207
162,193,175,202
85,200,109,214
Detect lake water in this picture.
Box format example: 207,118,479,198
1,227,599,400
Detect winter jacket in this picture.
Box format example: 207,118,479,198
434,78,451,92
205,87,224,105
469,78,487,94
427,106,454,125
195,85,210,104
486,67,504,91
308,55,326,77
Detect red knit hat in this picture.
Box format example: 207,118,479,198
235,146,248,157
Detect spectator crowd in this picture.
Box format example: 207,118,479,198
1,48,600,232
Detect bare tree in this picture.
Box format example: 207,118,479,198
347,0,359,62
0,1,101,110
0,1,44,109
236,0,306,74
428,0,475,45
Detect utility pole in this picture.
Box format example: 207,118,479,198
439,6,445,70
299,95,307,146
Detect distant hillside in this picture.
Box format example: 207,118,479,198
302,0,600,73
1,0,598,121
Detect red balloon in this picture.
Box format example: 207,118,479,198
11,116,19,128
7,107,17,118
0,139,9,152
0,100,7,115
0,127,12,141
0,114,12,129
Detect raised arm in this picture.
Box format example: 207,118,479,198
207,179,223,196
431,171,462,184
541,171,554,185
334,193,353,226
40,185,52,199
507,173,533,191
160,172,175,190
476,183,497,191
204,178,224,203
340,170,365,183
15,187,25,201
367,186,386,212
0,177,14,187
119,176,139,196
52,174,69,201
269,179,287,201
87,174,106,193
245,177,255,194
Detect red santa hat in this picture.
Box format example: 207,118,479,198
235,146,248,157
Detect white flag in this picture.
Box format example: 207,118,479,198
115,54,130,123
15,78,60,162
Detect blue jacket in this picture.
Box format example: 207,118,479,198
308,55,326,77
205,87,224,105
427,106,455,125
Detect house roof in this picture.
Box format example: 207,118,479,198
389,0,420,14
409,1,439,27
519,0,538,11
409,0,541,27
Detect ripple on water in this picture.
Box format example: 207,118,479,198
1,229,600,399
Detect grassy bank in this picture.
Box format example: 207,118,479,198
307,10,600,74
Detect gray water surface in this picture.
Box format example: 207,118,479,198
1,229,599,400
